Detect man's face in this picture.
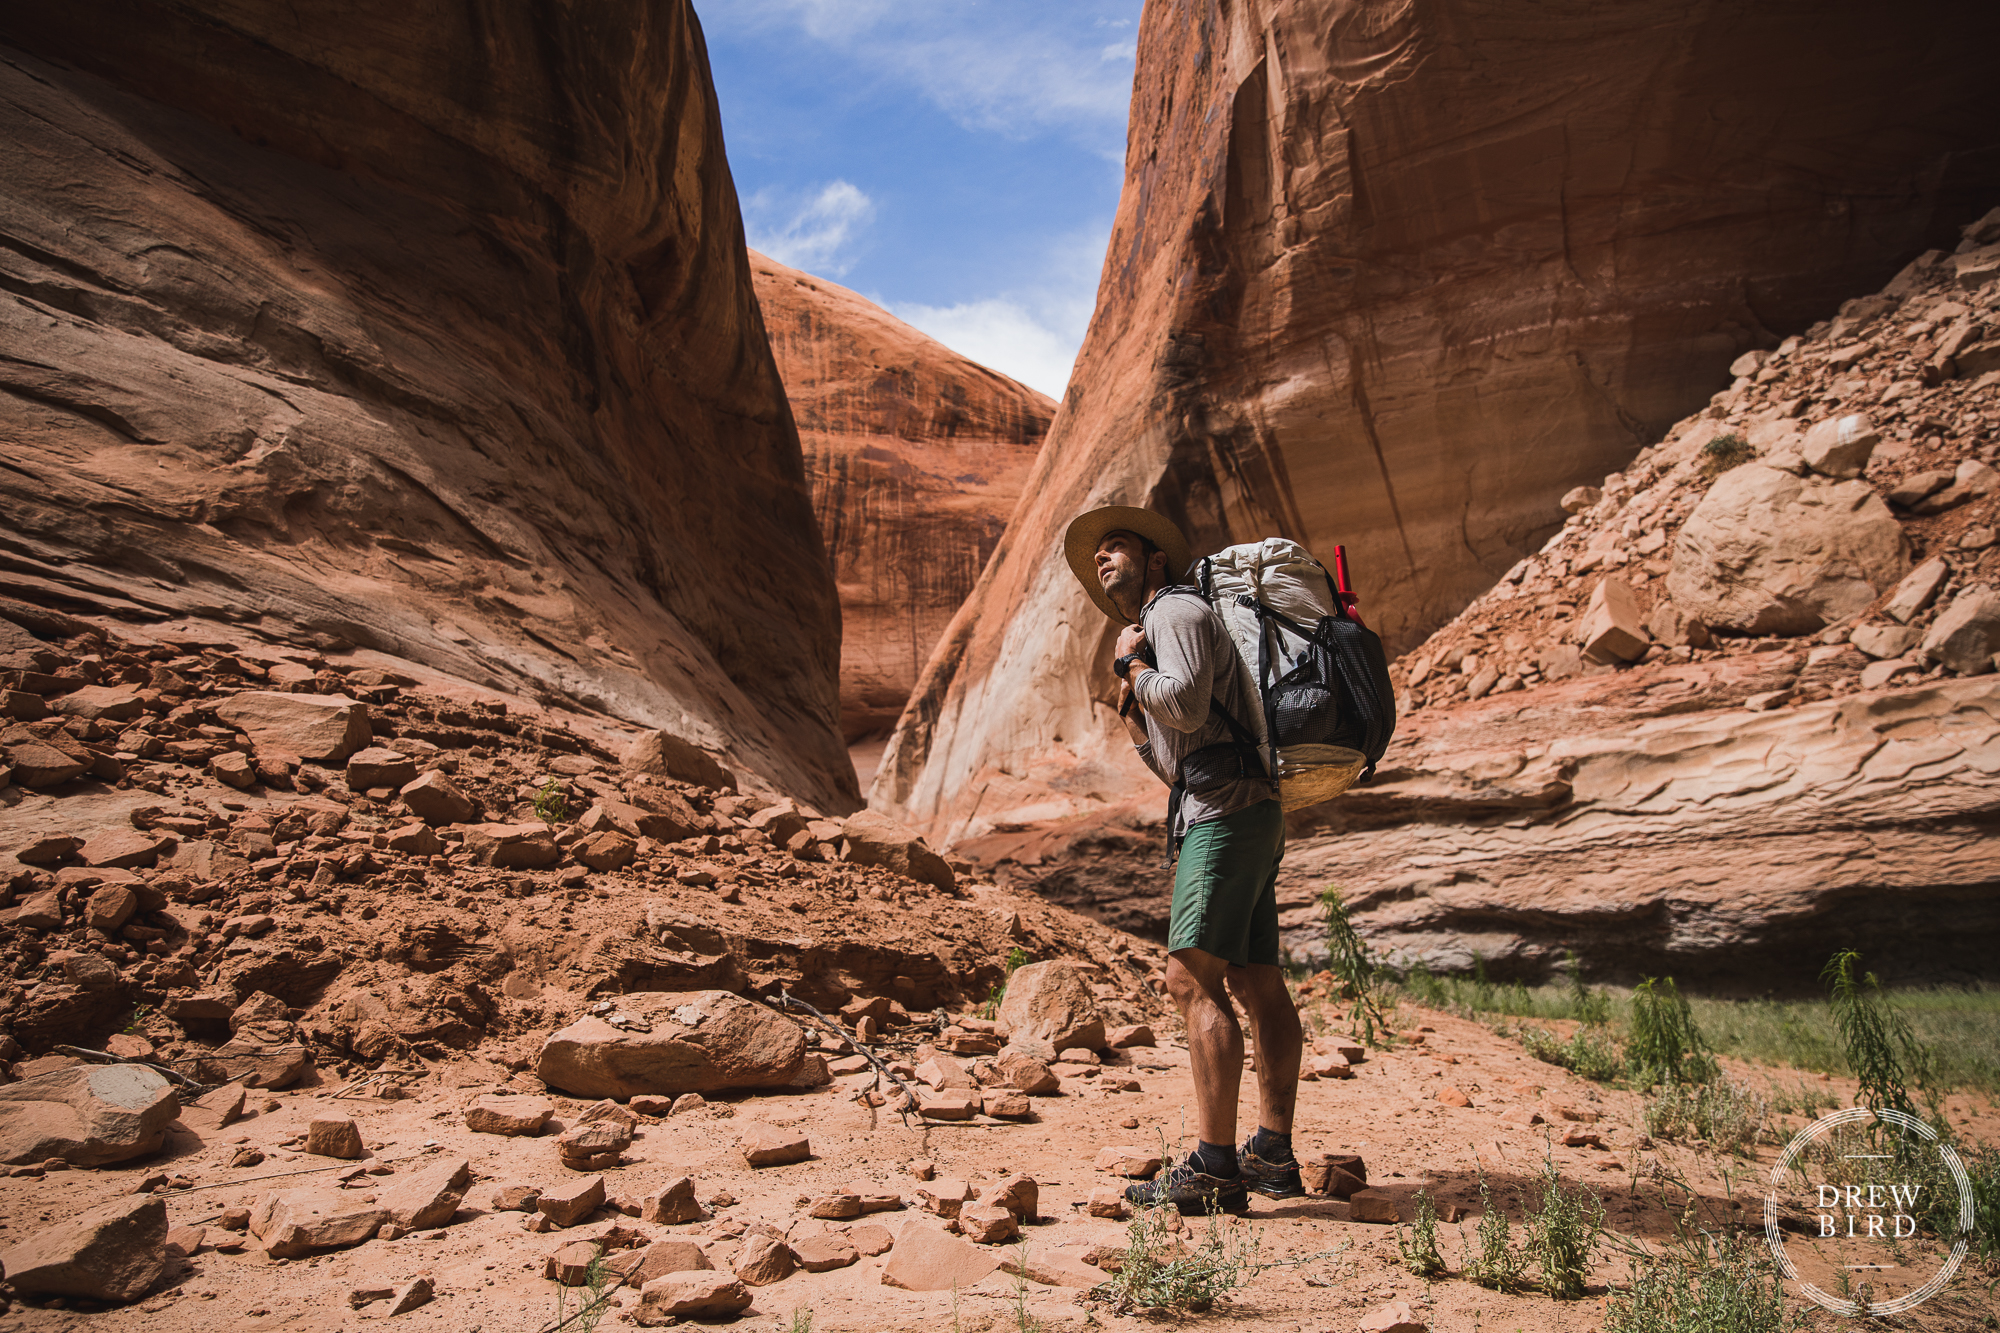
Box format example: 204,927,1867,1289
1095,531,1154,615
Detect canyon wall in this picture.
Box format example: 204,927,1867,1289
749,254,1053,751
0,2,858,812
874,0,2000,843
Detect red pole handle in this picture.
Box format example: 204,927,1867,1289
1332,545,1364,625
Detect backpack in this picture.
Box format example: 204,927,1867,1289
1188,538,1397,809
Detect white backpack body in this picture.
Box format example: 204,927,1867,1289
1188,538,1373,810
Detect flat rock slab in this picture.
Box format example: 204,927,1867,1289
0,1064,180,1166
738,1121,811,1167
537,990,805,1099
380,1156,471,1229
538,1173,606,1228
880,1220,1001,1291
636,1272,751,1324
464,1093,552,1135
212,692,371,765
0,1194,166,1304
249,1189,388,1258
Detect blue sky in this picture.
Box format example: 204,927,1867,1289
700,0,1143,399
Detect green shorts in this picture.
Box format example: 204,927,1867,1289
1167,798,1284,968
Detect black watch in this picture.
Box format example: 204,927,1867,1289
1114,653,1143,680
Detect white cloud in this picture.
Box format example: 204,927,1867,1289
712,1,1136,149
890,298,1076,399
743,180,875,277
1099,42,1136,62
886,227,1107,398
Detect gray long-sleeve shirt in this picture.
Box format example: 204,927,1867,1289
1131,588,1278,835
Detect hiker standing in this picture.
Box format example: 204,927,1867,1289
1063,506,1306,1213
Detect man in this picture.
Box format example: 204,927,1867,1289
1061,505,1306,1214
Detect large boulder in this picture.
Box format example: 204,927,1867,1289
1667,465,1907,635
622,730,736,792
0,1194,166,1304
996,960,1105,1053
1920,585,2000,674
0,1064,180,1166
840,809,954,890
211,692,371,765
536,991,806,1099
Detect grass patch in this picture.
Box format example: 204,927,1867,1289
1604,1232,1800,1333
1460,1170,1527,1293
1643,1079,1767,1154
1387,969,2000,1096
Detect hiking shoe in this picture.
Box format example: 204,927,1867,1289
1236,1138,1306,1199
1123,1157,1251,1216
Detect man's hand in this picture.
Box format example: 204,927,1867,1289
1115,623,1148,660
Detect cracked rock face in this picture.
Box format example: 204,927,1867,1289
870,0,1997,843
749,252,1053,752
0,2,855,813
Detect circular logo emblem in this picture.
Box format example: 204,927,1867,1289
1764,1107,1975,1315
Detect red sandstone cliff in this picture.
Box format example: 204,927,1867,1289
874,0,2000,844
749,254,1053,754
0,2,857,812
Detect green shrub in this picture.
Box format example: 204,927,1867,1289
1090,1198,1261,1314
1643,1079,1767,1153
1522,1152,1604,1300
1397,1188,1446,1278
1319,886,1393,1047
1627,977,1718,1088
1518,1022,1625,1083
1823,948,1938,1124
1604,1233,1798,1333
1461,1170,1527,1292
1699,432,1754,479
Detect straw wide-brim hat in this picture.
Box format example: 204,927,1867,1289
1062,506,1193,622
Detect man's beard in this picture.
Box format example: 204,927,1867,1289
1100,564,1142,617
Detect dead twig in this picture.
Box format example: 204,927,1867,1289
52,1045,218,1096
757,990,928,1137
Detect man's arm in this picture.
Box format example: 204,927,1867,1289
1131,597,1215,733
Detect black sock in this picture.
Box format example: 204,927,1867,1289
1192,1140,1239,1177
1248,1126,1294,1163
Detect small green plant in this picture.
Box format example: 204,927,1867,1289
1627,977,1718,1088
1090,1196,1261,1314
1522,1150,1605,1300
787,1308,814,1333
1008,1250,1042,1333
1319,886,1394,1047
1762,1076,1838,1119
1604,1232,1800,1333
120,1004,153,1036
1823,948,1938,1125
554,1249,613,1333
1643,1079,1767,1153
1700,431,1753,479
1461,1170,1527,1293
1564,950,1612,1026
1518,1022,1625,1083
533,776,569,826
1398,1187,1447,1278
982,946,1033,1019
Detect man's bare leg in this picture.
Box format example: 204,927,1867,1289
1164,947,1243,1146
1227,962,1303,1135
